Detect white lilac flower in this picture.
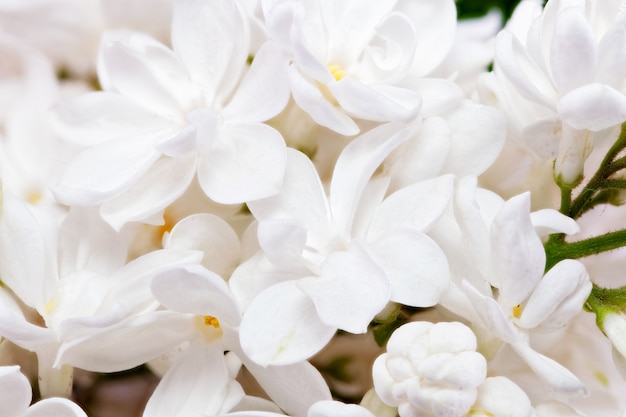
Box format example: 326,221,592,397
431,178,591,392
231,123,451,366
0,366,88,417
262,0,426,135
52,0,290,229
0,189,202,397
484,0,626,184
372,321,487,417
469,377,534,417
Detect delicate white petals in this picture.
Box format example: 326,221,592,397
0,300,55,351
472,377,533,417
166,213,241,278
197,123,286,204
370,228,449,307
512,343,586,393
330,123,416,237
550,7,597,93
23,398,88,417
490,193,546,307
51,92,176,146
54,138,160,206
0,366,31,416
519,260,591,331
530,209,580,236
143,342,233,417
151,264,240,326
298,242,391,333
248,148,331,249
308,401,376,417
239,281,336,366
462,281,520,344
557,83,626,131
522,118,562,159
171,0,249,103
0,192,48,309
443,101,506,177
242,359,333,417
100,154,197,230
330,79,421,123
367,175,454,241
223,41,290,123
288,65,359,136
603,314,626,360
56,311,195,372
257,219,307,268
596,13,626,88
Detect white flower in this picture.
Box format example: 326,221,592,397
372,321,487,417
231,123,451,366
52,0,290,228
469,377,534,417
486,0,626,184
0,365,87,417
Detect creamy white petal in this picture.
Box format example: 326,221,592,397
223,41,290,123
530,208,580,236
53,138,160,206
166,213,241,278
197,123,286,204
298,242,390,333
172,0,249,104
143,341,233,417
367,174,454,241
370,228,449,307
308,401,376,417
151,264,240,326
100,154,197,230
557,83,626,131
239,281,336,366
330,123,416,238
490,193,545,307
23,398,88,417
0,366,30,416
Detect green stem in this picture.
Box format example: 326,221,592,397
545,228,626,270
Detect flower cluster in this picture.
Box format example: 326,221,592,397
2,0,626,416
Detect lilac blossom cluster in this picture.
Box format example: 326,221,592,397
1,0,626,416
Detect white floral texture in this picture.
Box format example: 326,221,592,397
373,321,487,417
484,0,626,184
52,0,290,228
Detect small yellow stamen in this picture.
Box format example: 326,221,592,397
27,191,42,205
203,315,220,328
594,370,609,387
513,304,523,319
327,63,345,81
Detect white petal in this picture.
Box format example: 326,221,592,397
330,123,416,237
443,100,506,177
596,13,626,87
248,148,331,250
257,219,308,268
461,281,519,344
239,281,336,366
370,228,449,307
171,0,248,103
367,174,454,241
51,92,177,146
55,311,195,372
151,264,240,326
0,366,30,416
521,117,562,159
223,41,290,123
166,213,241,278
143,342,232,417
519,260,590,330
330,78,421,123
100,154,196,230
0,301,55,351
549,6,597,92
512,343,586,393
298,242,390,334
242,359,332,417
197,123,286,204
288,65,359,136
473,377,532,417
53,138,160,206
308,401,376,417
23,398,88,417
490,192,545,307
530,209,580,236
0,192,49,309
557,83,626,131
58,207,127,278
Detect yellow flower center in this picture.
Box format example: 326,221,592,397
327,63,345,81
513,304,523,319
194,315,223,343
